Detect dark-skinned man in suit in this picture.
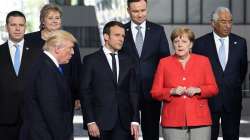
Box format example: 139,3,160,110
193,7,248,140
123,0,170,140
80,21,140,140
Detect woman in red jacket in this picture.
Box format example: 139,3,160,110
151,27,218,140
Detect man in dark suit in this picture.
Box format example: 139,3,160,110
192,7,248,140
25,30,77,140
123,0,170,140
0,11,40,140
80,21,140,140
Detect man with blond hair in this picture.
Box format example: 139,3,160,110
24,30,77,140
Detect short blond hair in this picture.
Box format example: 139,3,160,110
43,30,77,51
40,4,62,29
171,27,195,43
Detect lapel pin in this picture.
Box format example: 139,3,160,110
234,42,237,45
25,47,29,50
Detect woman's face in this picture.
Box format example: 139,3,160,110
173,33,193,58
43,10,61,31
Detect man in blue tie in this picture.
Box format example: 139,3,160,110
25,30,76,140
0,11,40,140
193,7,248,140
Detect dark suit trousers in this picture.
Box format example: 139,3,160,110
0,124,21,140
141,100,161,140
211,109,241,140
89,118,133,140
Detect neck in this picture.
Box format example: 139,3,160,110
177,53,190,64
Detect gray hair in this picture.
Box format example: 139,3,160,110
211,7,232,21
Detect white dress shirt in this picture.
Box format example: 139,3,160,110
103,46,119,82
213,32,229,65
44,51,60,68
131,20,146,43
8,39,24,65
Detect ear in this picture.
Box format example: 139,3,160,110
103,33,109,42
54,46,61,54
189,42,193,49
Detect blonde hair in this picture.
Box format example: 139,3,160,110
171,27,195,43
40,4,62,29
43,30,77,51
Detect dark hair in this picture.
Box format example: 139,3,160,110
6,11,26,24
103,21,124,35
127,0,147,7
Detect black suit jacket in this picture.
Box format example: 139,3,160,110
193,32,248,112
80,49,139,131
26,53,73,140
0,41,40,125
24,31,81,100
122,21,170,101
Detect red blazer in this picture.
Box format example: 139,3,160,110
151,54,218,127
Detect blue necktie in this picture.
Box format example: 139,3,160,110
58,66,64,75
218,39,226,70
14,44,21,75
135,25,143,57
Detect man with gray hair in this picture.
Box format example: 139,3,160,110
24,30,77,140
193,7,248,140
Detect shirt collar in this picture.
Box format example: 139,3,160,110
131,20,146,30
43,51,60,68
213,31,229,41
8,39,24,48
103,46,118,55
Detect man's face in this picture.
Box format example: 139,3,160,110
104,25,125,52
6,16,26,43
212,11,232,37
56,40,74,64
127,0,147,25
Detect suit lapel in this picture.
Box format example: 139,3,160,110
2,43,17,77
125,22,140,59
209,33,224,72
43,54,69,92
97,49,117,85
18,41,30,77
224,34,235,72
140,21,151,59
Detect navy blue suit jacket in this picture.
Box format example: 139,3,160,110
25,31,81,100
25,53,73,140
122,21,170,101
193,32,248,112
80,49,139,131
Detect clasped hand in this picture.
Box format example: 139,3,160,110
170,86,201,97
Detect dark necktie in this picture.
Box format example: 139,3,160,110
110,53,117,83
